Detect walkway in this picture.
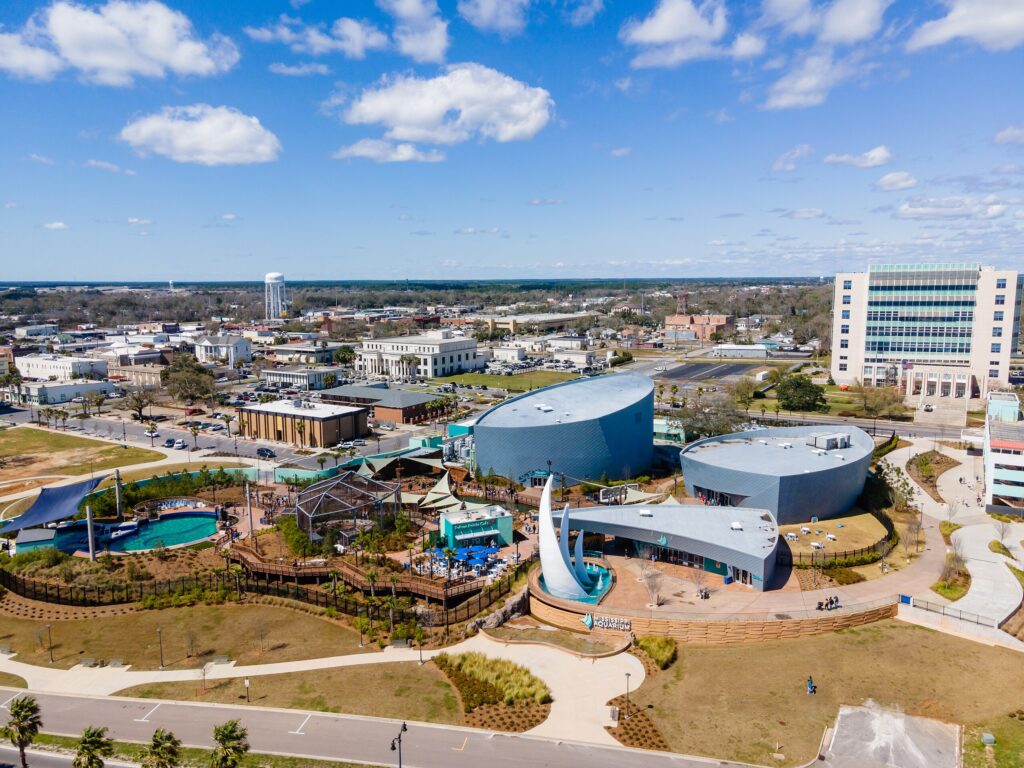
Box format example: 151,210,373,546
0,632,643,746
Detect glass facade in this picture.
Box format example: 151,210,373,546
864,263,980,368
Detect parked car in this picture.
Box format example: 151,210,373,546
144,429,159,438
340,441,354,449
173,439,187,450
256,447,275,459
163,438,175,448
184,407,203,416
353,438,366,446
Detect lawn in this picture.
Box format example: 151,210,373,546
96,461,249,488
0,427,163,483
485,625,617,655
0,495,35,520
115,662,462,725
430,371,578,393
634,620,1024,767
964,718,1024,768
778,511,887,556
0,672,26,687
0,604,372,670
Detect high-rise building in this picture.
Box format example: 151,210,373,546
831,263,1022,404
264,272,287,319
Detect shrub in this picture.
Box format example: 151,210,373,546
636,636,677,669
277,515,311,556
939,521,961,544
435,652,551,709
823,566,865,585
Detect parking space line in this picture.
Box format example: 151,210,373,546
1,694,18,709
134,703,161,722
289,713,314,735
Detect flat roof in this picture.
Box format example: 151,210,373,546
269,366,343,374
682,426,873,476
321,384,435,409
240,400,364,419
441,505,512,524
990,420,1024,447
475,372,652,428
563,503,778,560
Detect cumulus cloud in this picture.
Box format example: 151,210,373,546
875,171,917,191
343,64,552,150
245,15,387,59
610,146,632,157
786,207,825,219
528,198,563,206
995,126,1024,144
28,153,55,165
895,195,1007,220
378,0,449,63
42,221,68,230
772,143,813,171
566,0,604,26
824,145,892,167
820,0,892,44
907,0,1024,52
761,0,818,36
332,139,444,163
620,0,762,68
268,62,331,76
764,51,859,109
458,0,532,35
0,1,239,86
84,159,135,175
120,104,282,166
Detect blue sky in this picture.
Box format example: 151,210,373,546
1,0,1023,281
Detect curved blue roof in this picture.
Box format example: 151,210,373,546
475,372,653,428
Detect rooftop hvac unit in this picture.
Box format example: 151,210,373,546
758,439,769,445
536,404,553,412
730,522,743,531
639,509,653,517
292,399,303,408
835,454,845,461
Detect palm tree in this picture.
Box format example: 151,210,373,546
2,695,42,768
87,391,105,417
210,720,249,768
294,420,306,446
189,424,201,449
442,546,457,581
146,421,158,447
73,726,113,768
142,728,181,768
365,568,378,599
316,455,327,472
236,417,247,438
59,409,69,431
220,413,233,436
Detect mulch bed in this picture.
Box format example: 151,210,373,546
464,701,551,732
605,693,670,751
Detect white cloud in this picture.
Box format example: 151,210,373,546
127,217,151,225
42,221,68,230
875,171,917,191
221,213,237,220
268,62,331,76
245,15,387,59
761,0,818,36
895,195,1007,220
120,104,281,166
614,77,633,92
610,146,632,157
5,0,239,86
0,32,63,79
3,202,16,209
620,0,760,68
824,144,892,167
458,0,531,35
566,0,604,26
378,0,449,63
454,226,500,235
707,107,734,123
772,143,812,171
84,159,135,175
995,126,1024,144
764,51,857,109
29,153,55,165
528,198,563,206
786,207,825,219
344,63,552,148
819,0,892,44
333,139,445,163
907,0,1024,52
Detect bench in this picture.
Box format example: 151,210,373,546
108,659,123,668
212,655,231,664
79,658,95,668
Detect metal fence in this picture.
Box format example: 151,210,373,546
777,513,897,567
0,556,536,628
908,597,998,628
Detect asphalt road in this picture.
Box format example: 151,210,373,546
659,362,762,381
0,689,750,768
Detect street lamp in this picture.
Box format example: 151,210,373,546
46,624,53,663
390,722,408,768
624,672,631,720
157,627,164,669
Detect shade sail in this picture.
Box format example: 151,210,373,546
0,477,102,535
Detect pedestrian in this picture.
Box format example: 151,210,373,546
807,676,814,695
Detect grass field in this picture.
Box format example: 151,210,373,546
96,461,249,488
115,662,462,725
778,512,887,556
430,371,578,392
964,718,1024,768
635,620,1024,767
486,625,616,655
0,672,26,687
0,427,163,482
0,495,36,520
0,604,371,670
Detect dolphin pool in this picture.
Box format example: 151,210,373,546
17,511,219,555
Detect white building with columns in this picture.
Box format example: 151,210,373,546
356,329,488,380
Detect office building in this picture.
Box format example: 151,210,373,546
14,324,58,338
831,263,1022,402
3,379,115,405
194,335,252,367
984,392,1024,511
355,329,487,379
238,399,367,448
260,366,344,391
320,383,437,424
14,354,107,381
664,314,735,342
270,341,343,365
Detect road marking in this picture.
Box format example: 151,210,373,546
289,714,314,735
134,703,161,722
452,737,468,752
1,694,18,710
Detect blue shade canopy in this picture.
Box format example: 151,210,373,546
0,477,102,535
467,558,487,566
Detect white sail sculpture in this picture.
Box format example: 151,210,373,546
538,475,591,600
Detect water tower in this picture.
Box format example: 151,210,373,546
264,272,287,319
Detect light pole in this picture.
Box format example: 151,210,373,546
157,627,164,669
390,722,408,768
46,624,53,663
624,672,631,720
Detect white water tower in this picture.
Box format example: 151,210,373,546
264,272,286,319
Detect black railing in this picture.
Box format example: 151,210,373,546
777,513,898,567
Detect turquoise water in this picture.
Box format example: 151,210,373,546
538,562,612,605
108,513,217,552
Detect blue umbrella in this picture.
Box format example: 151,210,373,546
468,545,487,552
484,546,500,554
467,557,487,566
454,552,470,561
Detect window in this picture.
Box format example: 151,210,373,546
842,295,851,305
991,343,1002,353
840,325,849,334
995,311,1004,322
996,278,1007,289
840,339,849,349
996,295,1006,305
993,327,1003,337
839,364,848,372
841,310,850,319
989,369,1000,379
842,280,852,290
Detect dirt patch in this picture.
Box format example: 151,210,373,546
906,450,960,504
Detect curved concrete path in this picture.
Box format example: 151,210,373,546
0,632,642,745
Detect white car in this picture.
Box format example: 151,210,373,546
144,429,159,438
173,439,187,449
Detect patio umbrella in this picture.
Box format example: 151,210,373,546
468,545,486,552
467,557,487,566
454,552,470,561
484,546,500,554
